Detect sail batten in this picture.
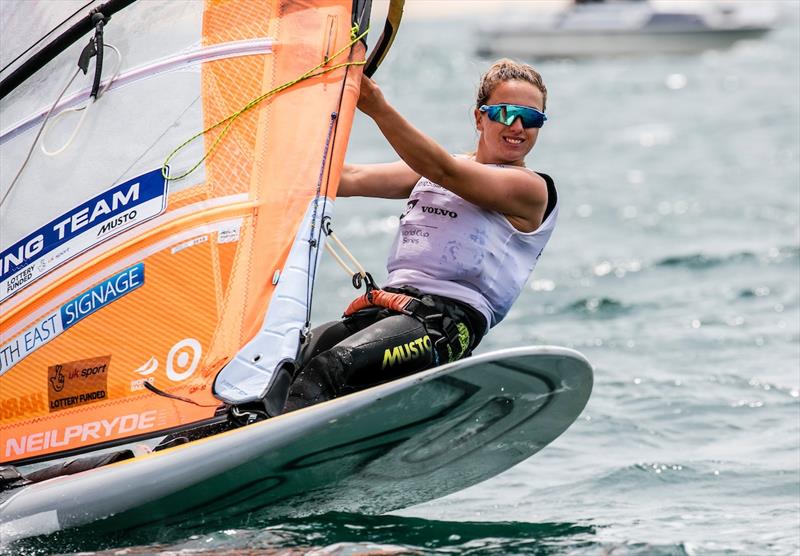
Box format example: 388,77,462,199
1,38,275,146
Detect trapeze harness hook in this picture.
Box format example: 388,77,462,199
322,215,377,297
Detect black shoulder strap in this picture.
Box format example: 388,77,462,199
536,172,557,221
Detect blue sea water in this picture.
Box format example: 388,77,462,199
11,3,800,556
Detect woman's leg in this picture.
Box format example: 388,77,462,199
283,313,435,413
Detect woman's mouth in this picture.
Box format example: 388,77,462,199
503,136,524,145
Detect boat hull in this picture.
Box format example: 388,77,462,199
477,27,771,58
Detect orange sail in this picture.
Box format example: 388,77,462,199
0,0,372,464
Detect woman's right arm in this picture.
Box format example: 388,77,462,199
338,161,420,198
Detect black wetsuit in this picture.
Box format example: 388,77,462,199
281,286,486,413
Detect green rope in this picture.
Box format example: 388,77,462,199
162,25,369,181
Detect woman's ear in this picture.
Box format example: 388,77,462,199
474,108,483,132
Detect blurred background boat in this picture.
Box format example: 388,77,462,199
476,0,779,58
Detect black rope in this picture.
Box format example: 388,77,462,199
89,12,106,98
302,33,366,336
144,381,218,408
75,11,107,98
303,110,339,339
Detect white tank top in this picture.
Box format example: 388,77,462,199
384,170,558,332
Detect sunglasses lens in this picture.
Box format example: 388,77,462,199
508,106,545,128
486,105,505,123
482,105,545,128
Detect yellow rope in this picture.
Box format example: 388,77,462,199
162,25,368,181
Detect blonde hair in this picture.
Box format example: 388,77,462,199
476,58,547,111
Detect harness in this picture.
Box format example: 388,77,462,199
322,218,469,365
343,286,466,365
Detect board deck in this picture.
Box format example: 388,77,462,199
0,346,592,543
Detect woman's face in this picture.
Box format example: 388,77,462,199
475,79,545,166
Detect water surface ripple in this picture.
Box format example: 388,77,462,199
11,3,800,555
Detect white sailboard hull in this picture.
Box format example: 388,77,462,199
0,346,592,543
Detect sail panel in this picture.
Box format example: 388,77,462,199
0,0,364,463
1,0,100,73
214,199,334,404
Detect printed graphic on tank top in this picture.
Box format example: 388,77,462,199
384,172,558,331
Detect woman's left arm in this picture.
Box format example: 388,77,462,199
357,75,547,222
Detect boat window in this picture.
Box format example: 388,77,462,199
645,13,707,30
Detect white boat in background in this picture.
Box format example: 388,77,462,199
476,0,778,59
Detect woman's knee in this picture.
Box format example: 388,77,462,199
283,346,350,412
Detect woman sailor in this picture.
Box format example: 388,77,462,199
281,58,558,413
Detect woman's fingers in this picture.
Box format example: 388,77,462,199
357,75,384,115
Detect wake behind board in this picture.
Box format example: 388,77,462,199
0,346,592,544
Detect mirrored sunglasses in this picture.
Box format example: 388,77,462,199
479,103,547,129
